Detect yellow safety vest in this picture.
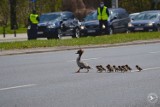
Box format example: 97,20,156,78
97,6,108,20
30,14,39,24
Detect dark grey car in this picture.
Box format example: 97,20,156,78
80,8,130,36
27,11,80,40
128,10,160,32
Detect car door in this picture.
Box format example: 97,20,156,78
109,10,120,33
115,9,130,33
119,9,130,32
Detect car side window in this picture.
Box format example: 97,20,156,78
110,10,118,20
134,13,145,20
118,10,128,19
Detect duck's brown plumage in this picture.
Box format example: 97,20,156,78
135,65,142,72
75,49,91,73
96,65,106,73
106,64,114,73
125,64,132,71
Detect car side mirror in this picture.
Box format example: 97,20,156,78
110,16,117,22
113,16,117,20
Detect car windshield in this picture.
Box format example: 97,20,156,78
84,10,112,21
61,12,74,19
129,13,140,19
84,11,97,21
40,13,61,23
134,12,158,20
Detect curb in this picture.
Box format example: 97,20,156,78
0,39,160,56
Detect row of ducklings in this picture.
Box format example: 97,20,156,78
96,64,143,73
76,49,143,73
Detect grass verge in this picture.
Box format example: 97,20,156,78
0,32,160,50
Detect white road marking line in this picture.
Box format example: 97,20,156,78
143,67,160,71
149,51,160,54
0,84,37,91
131,67,160,72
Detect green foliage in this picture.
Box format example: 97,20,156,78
0,0,160,27
55,0,62,11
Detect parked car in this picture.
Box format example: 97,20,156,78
129,12,140,21
27,11,80,40
128,10,160,32
80,8,130,36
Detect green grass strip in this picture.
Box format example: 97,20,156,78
0,32,160,50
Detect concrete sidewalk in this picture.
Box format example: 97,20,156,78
0,33,27,42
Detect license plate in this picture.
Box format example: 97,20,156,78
87,30,96,33
135,28,144,31
37,31,43,34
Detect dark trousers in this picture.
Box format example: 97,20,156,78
99,20,109,34
30,24,38,39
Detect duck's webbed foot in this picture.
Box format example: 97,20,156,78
75,68,81,73
86,69,89,73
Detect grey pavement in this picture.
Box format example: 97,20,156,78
0,33,28,42
0,43,160,107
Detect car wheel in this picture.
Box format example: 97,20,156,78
157,27,160,32
126,29,130,33
72,28,80,38
47,35,54,40
109,27,113,35
57,29,62,39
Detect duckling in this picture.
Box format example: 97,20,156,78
118,66,124,73
125,64,132,71
106,64,114,73
75,49,91,73
96,65,106,73
121,65,128,72
99,65,106,72
113,65,119,72
96,65,102,72
135,65,142,72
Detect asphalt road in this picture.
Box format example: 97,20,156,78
0,43,160,107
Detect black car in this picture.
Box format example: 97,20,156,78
80,8,130,36
27,11,80,40
128,10,160,32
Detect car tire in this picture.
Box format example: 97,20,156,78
57,29,62,39
109,27,113,35
156,27,160,32
47,35,54,40
72,28,80,38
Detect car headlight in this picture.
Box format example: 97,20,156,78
80,25,85,30
128,23,133,27
147,22,154,26
102,25,106,29
47,24,56,28
27,25,31,29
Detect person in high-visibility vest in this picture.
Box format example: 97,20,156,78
97,2,109,34
28,10,39,39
